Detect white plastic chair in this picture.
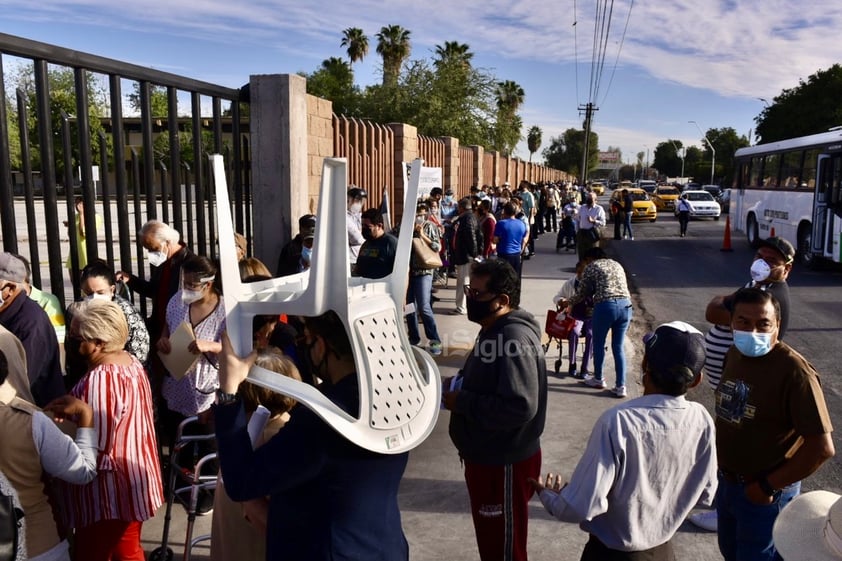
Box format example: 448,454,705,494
212,155,441,454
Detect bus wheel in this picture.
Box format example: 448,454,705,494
746,214,760,248
797,224,818,269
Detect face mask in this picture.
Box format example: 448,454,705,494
147,245,168,267
415,215,426,225
444,196,453,203
733,330,774,357
301,246,313,262
466,296,498,323
750,258,771,283
85,292,112,302
350,202,362,214
361,226,374,240
181,288,204,305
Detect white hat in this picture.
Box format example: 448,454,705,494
773,491,842,561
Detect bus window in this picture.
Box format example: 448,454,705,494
780,150,803,189
763,154,781,188
802,149,820,190
749,156,763,188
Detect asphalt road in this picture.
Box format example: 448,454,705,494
607,209,842,494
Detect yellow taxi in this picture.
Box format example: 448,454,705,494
651,185,681,212
590,181,606,195
609,188,657,222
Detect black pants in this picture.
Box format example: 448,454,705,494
613,213,623,239
545,207,558,232
581,534,675,561
678,211,690,235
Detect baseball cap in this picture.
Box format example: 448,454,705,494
643,321,706,383
0,253,26,283
445,188,455,196
348,187,367,200
758,236,796,264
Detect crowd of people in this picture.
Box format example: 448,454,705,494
0,175,835,561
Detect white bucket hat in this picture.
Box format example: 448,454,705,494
773,490,842,560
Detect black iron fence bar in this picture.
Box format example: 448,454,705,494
130,148,147,318
139,81,156,220
158,161,169,224
35,59,64,307
109,75,133,274
167,86,182,233
74,67,98,265
182,162,195,251
98,132,115,267
233,106,245,235
213,98,223,153
61,112,81,301
16,89,41,287
191,92,207,258
0,33,238,100
0,56,15,250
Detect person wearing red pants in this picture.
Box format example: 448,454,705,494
443,259,548,561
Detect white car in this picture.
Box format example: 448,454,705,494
674,190,721,220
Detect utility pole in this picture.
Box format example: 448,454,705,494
578,103,598,185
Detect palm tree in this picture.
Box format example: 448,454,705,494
341,27,369,65
321,57,352,79
375,25,411,87
496,80,525,113
527,126,542,162
433,41,473,69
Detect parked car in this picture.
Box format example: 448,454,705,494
717,188,731,214
674,190,721,220
651,185,681,211
610,188,657,222
637,180,657,193
701,184,722,199
590,182,606,195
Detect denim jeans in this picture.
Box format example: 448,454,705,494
406,273,441,345
716,474,800,561
592,298,632,387
623,212,633,238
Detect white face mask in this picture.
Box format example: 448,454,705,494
147,243,168,267
750,258,771,283
415,215,426,225
181,288,204,305
350,202,363,214
85,292,112,302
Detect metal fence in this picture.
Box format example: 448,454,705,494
0,32,250,312
332,116,394,212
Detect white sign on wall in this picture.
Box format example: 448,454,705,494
402,161,442,202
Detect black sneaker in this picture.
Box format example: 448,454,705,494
568,365,577,377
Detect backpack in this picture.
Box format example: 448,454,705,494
0,472,24,561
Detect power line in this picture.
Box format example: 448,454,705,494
600,0,634,106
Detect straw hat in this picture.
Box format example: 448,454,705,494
773,491,842,560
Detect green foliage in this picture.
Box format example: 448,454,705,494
341,27,369,64
653,139,684,177
127,83,169,117
686,127,749,185
543,128,599,177
305,57,360,116
434,42,473,69
527,126,542,162
376,25,411,87
754,64,842,144
5,98,21,170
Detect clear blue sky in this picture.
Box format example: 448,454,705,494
2,0,841,168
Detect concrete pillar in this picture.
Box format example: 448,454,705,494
389,123,418,213
470,145,484,187
441,136,459,194
250,74,308,274
491,151,500,186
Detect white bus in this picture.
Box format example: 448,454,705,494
732,129,842,267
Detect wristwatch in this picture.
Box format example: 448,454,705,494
215,389,239,406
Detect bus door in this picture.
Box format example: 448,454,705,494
812,154,842,260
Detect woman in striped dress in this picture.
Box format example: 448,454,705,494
63,299,163,561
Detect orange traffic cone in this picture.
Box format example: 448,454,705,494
770,226,776,238
721,215,734,252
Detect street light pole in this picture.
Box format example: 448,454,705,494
689,120,716,185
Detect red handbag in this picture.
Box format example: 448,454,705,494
545,309,577,339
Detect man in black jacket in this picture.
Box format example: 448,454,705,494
450,197,481,315
443,259,547,561
276,214,316,276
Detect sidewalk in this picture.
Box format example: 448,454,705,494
141,231,722,560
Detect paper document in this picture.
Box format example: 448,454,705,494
158,321,199,380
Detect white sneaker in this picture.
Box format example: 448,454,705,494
612,385,627,398
688,510,718,532
580,375,607,389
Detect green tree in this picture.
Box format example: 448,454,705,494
653,139,684,177
492,80,525,155
375,25,411,87
434,41,473,69
11,65,108,180
543,128,598,177
754,64,842,144
5,98,21,170
127,83,168,116
695,127,749,186
527,125,542,162
305,57,358,116
341,27,369,65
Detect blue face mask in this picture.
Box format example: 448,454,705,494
733,330,774,357
301,246,313,262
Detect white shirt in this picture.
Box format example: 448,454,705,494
577,204,606,229
538,394,717,552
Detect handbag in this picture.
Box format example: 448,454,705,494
545,309,579,339
411,237,443,269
